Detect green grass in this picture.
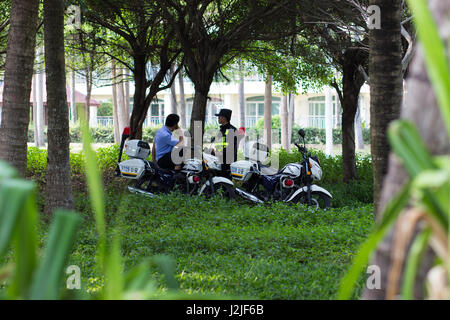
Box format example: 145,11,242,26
58,189,374,299
25,144,374,299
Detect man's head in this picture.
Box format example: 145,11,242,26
215,109,232,125
165,114,180,131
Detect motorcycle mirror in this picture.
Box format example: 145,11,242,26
298,129,305,139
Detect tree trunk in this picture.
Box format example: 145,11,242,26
36,48,45,147
325,87,333,156
178,70,186,129
129,55,146,139
238,61,245,128
70,69,77,123
43,0,74,213
188,62,216,148
111,60,120,143
281,94,289,150
189,87,209,146
355,97,364,150
124,68,130,124
264,73,272,150
170,64,178,115
288,94,295,148
85,67,91,127
129,55,172,140
0,0,39,173
363,0,450,300
340,49,366,182
369,0,404,215
116,66,127,135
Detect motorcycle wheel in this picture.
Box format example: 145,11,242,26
292,191,332,209
203,182,235,200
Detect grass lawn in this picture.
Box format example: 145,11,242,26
56,188,374,300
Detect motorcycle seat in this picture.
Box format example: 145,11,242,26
260,164,278,176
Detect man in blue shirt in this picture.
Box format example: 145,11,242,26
153,114,184,170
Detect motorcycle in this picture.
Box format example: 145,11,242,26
283,129,332,209
115,127,234,198
229,130,332,209
230,141,299,204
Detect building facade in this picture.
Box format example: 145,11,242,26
84,75,371,130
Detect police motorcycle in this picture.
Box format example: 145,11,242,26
230,140,300,204
283,129,332,209
115,127,234,198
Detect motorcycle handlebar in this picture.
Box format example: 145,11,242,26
294,143,307,153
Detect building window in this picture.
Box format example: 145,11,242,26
307,96,341,129
245,96,280,128
145,99,164,127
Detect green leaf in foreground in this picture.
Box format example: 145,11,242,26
407,0,450,142
79,113,106,272
29,210,81,300
338,182,411,300
401,228,431,300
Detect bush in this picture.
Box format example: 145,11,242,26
97,101,113,116
26,144,129,178
236,124,370,146
142,126,161,143
291,126,371,145
255,115,281,131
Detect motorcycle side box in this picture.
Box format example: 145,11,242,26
118,159,146,179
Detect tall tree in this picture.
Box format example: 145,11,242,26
264,73,272,149
0,0,11,70
0,0,39,173
170,63,178,115
160,0,299,146
83,0,182,139
280,94,289,150
178,69,186,129
298,1,369,181
111,60,120,143
238,60,245,128
363,0,449,299
369,0,406,215
116,65,127,135
288,94,295,147
43,0,74,212
34,46,45,147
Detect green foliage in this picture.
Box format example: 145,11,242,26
0,161,81,299
27,144,130,179
28,125,116,144
255,115,281,131
28,124,371,145
69,190,374,299
142,126,161,143
97,101,113,117
339,0,450,299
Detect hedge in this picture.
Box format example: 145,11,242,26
28,125,162,144
28,124,370,145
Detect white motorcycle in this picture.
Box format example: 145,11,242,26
283,129,332,209
115,127,234,198
229,130,332,209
